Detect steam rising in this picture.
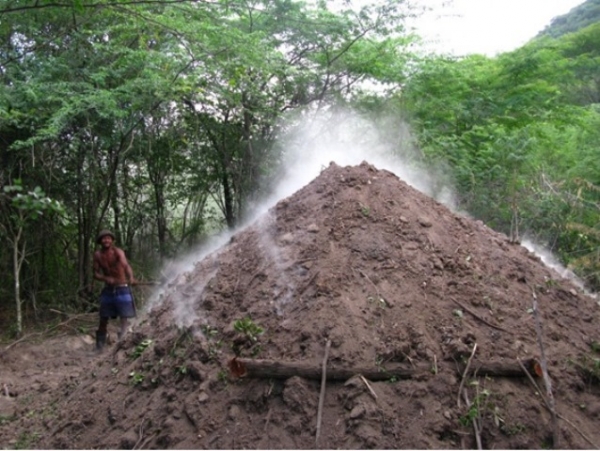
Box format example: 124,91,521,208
142,107,594,327
522,238,596,300
256,108,458,219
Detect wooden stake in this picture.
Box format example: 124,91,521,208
316,340,331,447
457,343,478,408
518,358,598,449
359,375,378,401
463,390,482,450
532,288,560,449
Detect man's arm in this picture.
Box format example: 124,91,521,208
117,248,136,284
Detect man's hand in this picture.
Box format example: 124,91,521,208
104,276,117,285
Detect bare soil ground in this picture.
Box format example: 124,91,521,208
2,161,600,449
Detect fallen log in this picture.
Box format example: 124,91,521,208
228,357,541,381
229,357,427,381
465,358,541,378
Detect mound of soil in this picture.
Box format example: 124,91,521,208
2,161,600,449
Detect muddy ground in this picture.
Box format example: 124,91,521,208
1,161,600,449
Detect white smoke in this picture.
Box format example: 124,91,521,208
522,237,597,300
251,106,458,220
141,106,596,326
141,231,232,326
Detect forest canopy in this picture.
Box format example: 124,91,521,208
0,0,598,335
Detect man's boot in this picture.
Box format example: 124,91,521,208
96,331,107,351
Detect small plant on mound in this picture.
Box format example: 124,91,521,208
575,354,600,386
201,324,223,361
129,371,144,386
170,327,194,358
359,203,370,217
131,338,153,359
458,379,513,443
459,386,491,427
0,414,15,426
232,316,265,357
234,317,264,342
14,431,40,449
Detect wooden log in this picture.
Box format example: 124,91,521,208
229,357,427,381
228,357,541,381
466,358,541,378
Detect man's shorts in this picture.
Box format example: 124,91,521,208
99,286,136,319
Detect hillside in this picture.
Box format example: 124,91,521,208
538,0,600,38
1,161,600,449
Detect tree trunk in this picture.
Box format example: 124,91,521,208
221,170,236,229
12,227,24,337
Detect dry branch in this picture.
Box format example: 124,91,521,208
450,297,509,332
298,271,320,297
2,311,97,356
518,358,598,449
357,269,392,306
457,343,478,408
359,375,378,400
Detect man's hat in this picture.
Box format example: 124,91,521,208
96,229,115,244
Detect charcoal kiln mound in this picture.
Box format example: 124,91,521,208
2,161,600,449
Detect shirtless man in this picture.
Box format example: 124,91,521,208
93,230,137,351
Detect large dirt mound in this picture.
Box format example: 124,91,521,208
2,161,600,449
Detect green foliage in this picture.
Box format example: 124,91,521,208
576,354,600,385
0,179,65,334
501,422,526,436
458,383,492,427
0,0,417,329
129,371,145,386
538,0,600,39
1,0,600,330
201,325,219,338
131,339,153,360
2,180,64,223
0,414,16,426
401,22,600,289
201,324,223,361
14,431,40,450
169,328,194,358
234,317,264,342
217,370,229,386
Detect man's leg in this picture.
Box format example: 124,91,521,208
118,317,129,341
96,317,109,351
116,286,136,341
